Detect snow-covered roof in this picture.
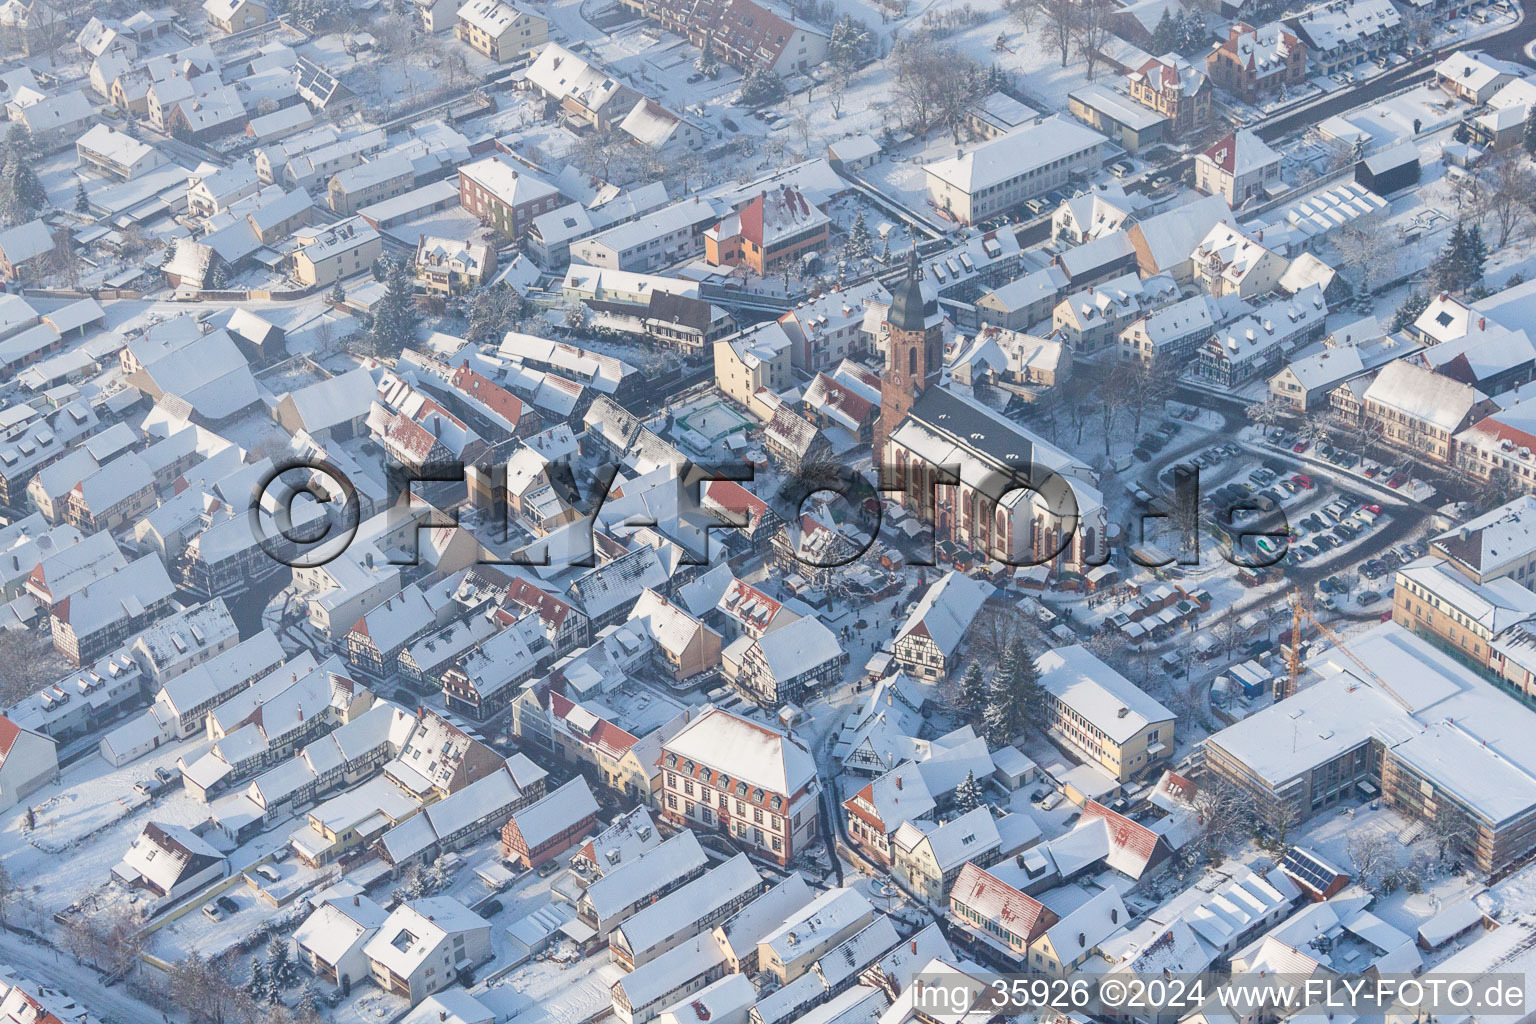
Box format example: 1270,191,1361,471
295,895,389,966
895,571,993,660
926,117,1105,195
1036,644,1175,743
362,897,488,979
662,707,817,797
1362,359,1490,432
1207,622,1536,825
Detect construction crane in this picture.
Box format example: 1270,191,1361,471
1280,587,1413,712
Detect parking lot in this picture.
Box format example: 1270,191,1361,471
1149,432,1423,595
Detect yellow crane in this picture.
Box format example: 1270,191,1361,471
1281,587,1412,711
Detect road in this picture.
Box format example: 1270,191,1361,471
0,929,179,1024
1258,0,1533,142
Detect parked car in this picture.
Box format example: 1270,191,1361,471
1291,474,1314,489
1387,474,1406,488
217,895,239,914
202,902,225,922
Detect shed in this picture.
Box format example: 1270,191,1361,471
1355,141,1420,194
991,745,1037,790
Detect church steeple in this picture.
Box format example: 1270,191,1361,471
875,247,945,468
887,247,928,333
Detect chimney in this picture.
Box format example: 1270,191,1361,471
1480,318,1487,330
353,895,359,906
911,939,917,954
895,776,903,790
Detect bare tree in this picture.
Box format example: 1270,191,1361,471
1425,811,1473,868
0,629,65,706
1486,150,1536,248
1332,215,1396,300
169,952,242,1024
1040,0,1080,67
1212,614,1243,665
1192,773,1253,860
1329,409,1379,462
1004,0,1038,33
792,112,813,156
47,233,80,290
890,33,982,140
571,127,633,183
1246,393,1289,431
1447,169,1490,229
826,70,849,119
968,606,1027,667
1073,0,1113,80
1346,831,1395,892
24,1,68,64
1058,373,1094,447
1097,365,1128,458
1125,359,1177,438
0,864,16,930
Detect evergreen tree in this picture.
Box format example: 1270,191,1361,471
845,209,871,261
881,230,892,261
954,770,983,812
1150,8,1180,54
740,67,787,106
1390,291,1430,333
1177,9,1207,54
0,126,46,227
955,662,988,720
328,280,346,304
1006,636,1048,730
294,986,323,1024
1467,223,1489,284
247,957,271,1005
981,636,1046,743
207,260,228,290
1432,220,1488,295
828,15,872,72
73,181,89,214
1525,107,1536,156
981,682,1013,745
266,936,299,997
1432,221,1469,293
368,258,421,357
124,117,141,141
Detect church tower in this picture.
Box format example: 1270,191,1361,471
876,249,945,466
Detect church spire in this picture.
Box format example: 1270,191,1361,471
887,247,927,333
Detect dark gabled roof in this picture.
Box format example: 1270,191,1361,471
647,289,714,332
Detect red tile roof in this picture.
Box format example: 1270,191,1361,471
1082,800,1162,868
950,862,1056,941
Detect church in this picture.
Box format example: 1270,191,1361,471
876,252,1108,575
